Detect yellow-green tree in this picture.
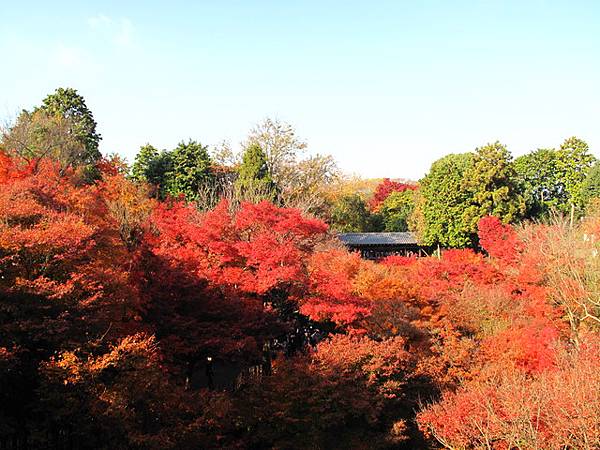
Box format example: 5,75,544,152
461,141,525,234
380,190,416,232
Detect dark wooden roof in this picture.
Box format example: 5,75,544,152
338,232,418,246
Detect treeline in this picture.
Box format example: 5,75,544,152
128,117,339,217
6,88,598,245
129,120,600,247
1,88,599,449
413,139,598,247
324,139,599,248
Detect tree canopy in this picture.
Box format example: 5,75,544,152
461,141,525,234
514,137,595,219
243,118,339,213
1,88,102,175
234,143,277,201
130,144,174,195
330,194,377,232
379,189,416,232
36,87,102,164
412,152,475,247
130,141,213,201
557,136,596,208
413,143,525,248
245,117,307,184
2,88,600,449
514,148,565,218
166,140,214,201
581,161,600,208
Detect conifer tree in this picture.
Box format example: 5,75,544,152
235,143,277,202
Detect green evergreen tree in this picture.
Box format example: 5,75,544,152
235,143,277,201
36,87,102,165
130,144,173,198
461,141,525,234
514,137,595,219
2,88,102,180
131,144,160,182
166,140,214,201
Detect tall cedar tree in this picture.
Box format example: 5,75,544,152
234,143,277,201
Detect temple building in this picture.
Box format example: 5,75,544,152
338,232,430,259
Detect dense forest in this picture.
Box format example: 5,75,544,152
1,88,599,449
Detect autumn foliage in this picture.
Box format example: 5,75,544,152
2,152,600,449
369,178,417,211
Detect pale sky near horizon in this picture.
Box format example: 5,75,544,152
1,1,599,180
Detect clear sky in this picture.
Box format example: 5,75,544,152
1,1,599,179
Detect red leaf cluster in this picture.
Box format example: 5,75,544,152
148,199,328,296
369,178,416,211
2,150,599,449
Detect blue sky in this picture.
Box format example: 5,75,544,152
1,1,599,179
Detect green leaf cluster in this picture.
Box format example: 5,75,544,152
461,141,525,233
168,140,214,201
36,87,102,165
234,143,277,201
130,140,213,201
330,194,379,232
557,137,596,208
581,162,600,207
379,190,415,232
415,153,475,247
514,148,565,218
414,142,526,248
514,137,595,218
